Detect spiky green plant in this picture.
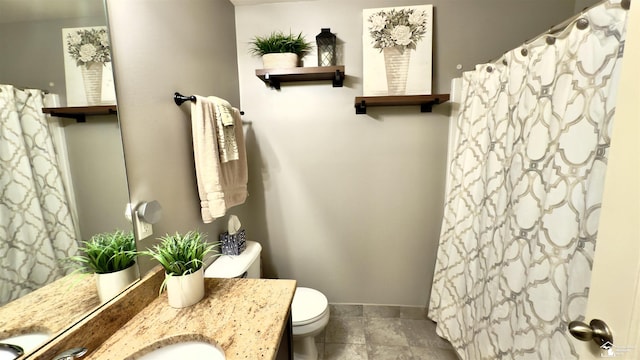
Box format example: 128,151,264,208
66,230,137,274
249,31,312,57
142,231,218,276
141,231,219,294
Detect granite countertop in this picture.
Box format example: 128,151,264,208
87,277,296,360
0,273,101,340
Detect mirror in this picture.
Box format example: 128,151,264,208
0,0,135,354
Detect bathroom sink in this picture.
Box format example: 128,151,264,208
0,332,50,360
137,341,225,360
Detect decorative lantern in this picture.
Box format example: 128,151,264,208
316,28,337,67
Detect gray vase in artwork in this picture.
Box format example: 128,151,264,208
383,46,411,95
80,61,103,105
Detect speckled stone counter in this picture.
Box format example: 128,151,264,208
0,273,100,341
87,277,296,360
30,267,164,360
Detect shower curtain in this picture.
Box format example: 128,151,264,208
0,85,78,305
428,1,628,359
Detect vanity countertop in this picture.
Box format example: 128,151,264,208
86,277,297,360
0,274,100,339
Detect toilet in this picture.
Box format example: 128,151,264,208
204,240,262,278
290,287,330,360
204,241,330,360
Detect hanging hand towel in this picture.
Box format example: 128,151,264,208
191,96,248,223
219,106,248,209
210,96,239,163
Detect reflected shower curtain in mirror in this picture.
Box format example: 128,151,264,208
428,2,628,359
0,85,78,305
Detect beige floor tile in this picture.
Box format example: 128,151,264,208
400,319,453,349
314,304,457,360
317,342,325,360
366,344,413,360
398,306,428,320
365,318,409,347
324,343,368,360
325,316,366,344
410,346,460,360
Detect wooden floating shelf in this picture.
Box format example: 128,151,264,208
354,94,450,114
42,105,117,122
255,66,345,89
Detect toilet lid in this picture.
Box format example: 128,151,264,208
291,287,328,326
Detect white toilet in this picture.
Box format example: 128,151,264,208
204,240,262,278
290,287,330,360
204,241,330,360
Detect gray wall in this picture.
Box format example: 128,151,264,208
105,0,581,305
105,0,243,274
63,117,130,239
233,0,577,306
575,0,602,13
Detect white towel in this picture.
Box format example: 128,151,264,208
191,96,248,223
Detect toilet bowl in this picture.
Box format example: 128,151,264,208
204,241,330,360
291,287,330,360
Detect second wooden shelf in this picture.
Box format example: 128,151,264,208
255,66,345,89
42,105,117,122
354,94,450,114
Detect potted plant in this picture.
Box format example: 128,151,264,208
66,230,138,303
141,231,218,308
249,31,313,69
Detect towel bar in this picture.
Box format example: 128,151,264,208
174,92,245,115
174,92,196,105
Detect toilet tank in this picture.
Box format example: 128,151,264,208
204,241,262,278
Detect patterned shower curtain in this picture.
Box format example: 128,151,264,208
428,1,628,359
0,85,78,305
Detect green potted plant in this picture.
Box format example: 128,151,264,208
66,230,138,303
141,231,218,308
249,31,313,69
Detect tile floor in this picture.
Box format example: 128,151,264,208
313,304,460,360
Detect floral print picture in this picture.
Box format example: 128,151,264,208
363,5,433,96
62,26,116,106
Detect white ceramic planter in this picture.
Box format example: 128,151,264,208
95,262,139,303
166,267,205,308
262,53,298,69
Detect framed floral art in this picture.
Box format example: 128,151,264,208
363,5,433,96
62,26,116,106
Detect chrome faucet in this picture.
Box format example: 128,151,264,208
53,347,88,360
0,343,24,358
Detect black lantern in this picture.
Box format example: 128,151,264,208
316,28,336,67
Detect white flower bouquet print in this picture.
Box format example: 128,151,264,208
363,5,433,96
62,26,116,106
66,28,111,65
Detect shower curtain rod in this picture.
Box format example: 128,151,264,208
487,0,628,64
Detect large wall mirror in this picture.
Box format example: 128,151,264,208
0,0,135,355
